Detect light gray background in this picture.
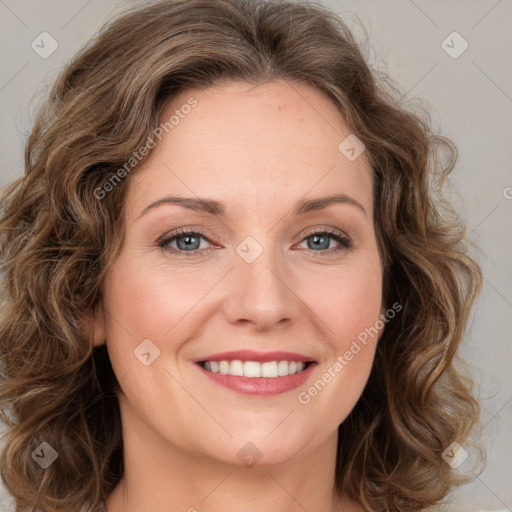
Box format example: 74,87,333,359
0,1,510,511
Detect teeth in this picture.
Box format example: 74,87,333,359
219,361,230,375
261,361,277,378
244,361,261,378
200,360,307,378
230,360,244,376
277,360,289,376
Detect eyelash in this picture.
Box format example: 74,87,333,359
157,227,352,257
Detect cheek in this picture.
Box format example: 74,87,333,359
299,256,383,412
297,269,382,427
306,260,383,348
101,255,234,384
100,259,180,376
103,258,203,339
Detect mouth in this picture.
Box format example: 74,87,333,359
192,350,318,395
194,354,318,396
197,359,314,378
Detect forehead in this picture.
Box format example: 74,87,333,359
127,79,373,219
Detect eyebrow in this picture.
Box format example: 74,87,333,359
135,193,367,221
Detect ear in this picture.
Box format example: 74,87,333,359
82,301,107,347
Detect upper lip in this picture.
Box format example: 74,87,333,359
194,350,316,364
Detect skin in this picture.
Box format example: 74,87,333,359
89,79,385,512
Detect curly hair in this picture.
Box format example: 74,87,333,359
0,0,483,510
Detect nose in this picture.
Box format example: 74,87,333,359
221,240,301,332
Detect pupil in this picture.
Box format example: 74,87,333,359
178,235,199,251
309,235,329,250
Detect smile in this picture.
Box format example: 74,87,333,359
195,360,317,396
199,359,310,378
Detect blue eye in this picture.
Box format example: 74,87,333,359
158,228,351,256
297,229,351,252
158,229,213,255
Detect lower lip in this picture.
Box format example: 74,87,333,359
195,362,317,396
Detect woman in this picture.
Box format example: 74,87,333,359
0,0,483,511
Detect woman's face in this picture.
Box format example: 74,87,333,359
94,79,385,468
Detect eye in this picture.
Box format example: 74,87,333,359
295,228,352,255
157,228,216,256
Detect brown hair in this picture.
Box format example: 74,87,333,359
0,0,483,510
